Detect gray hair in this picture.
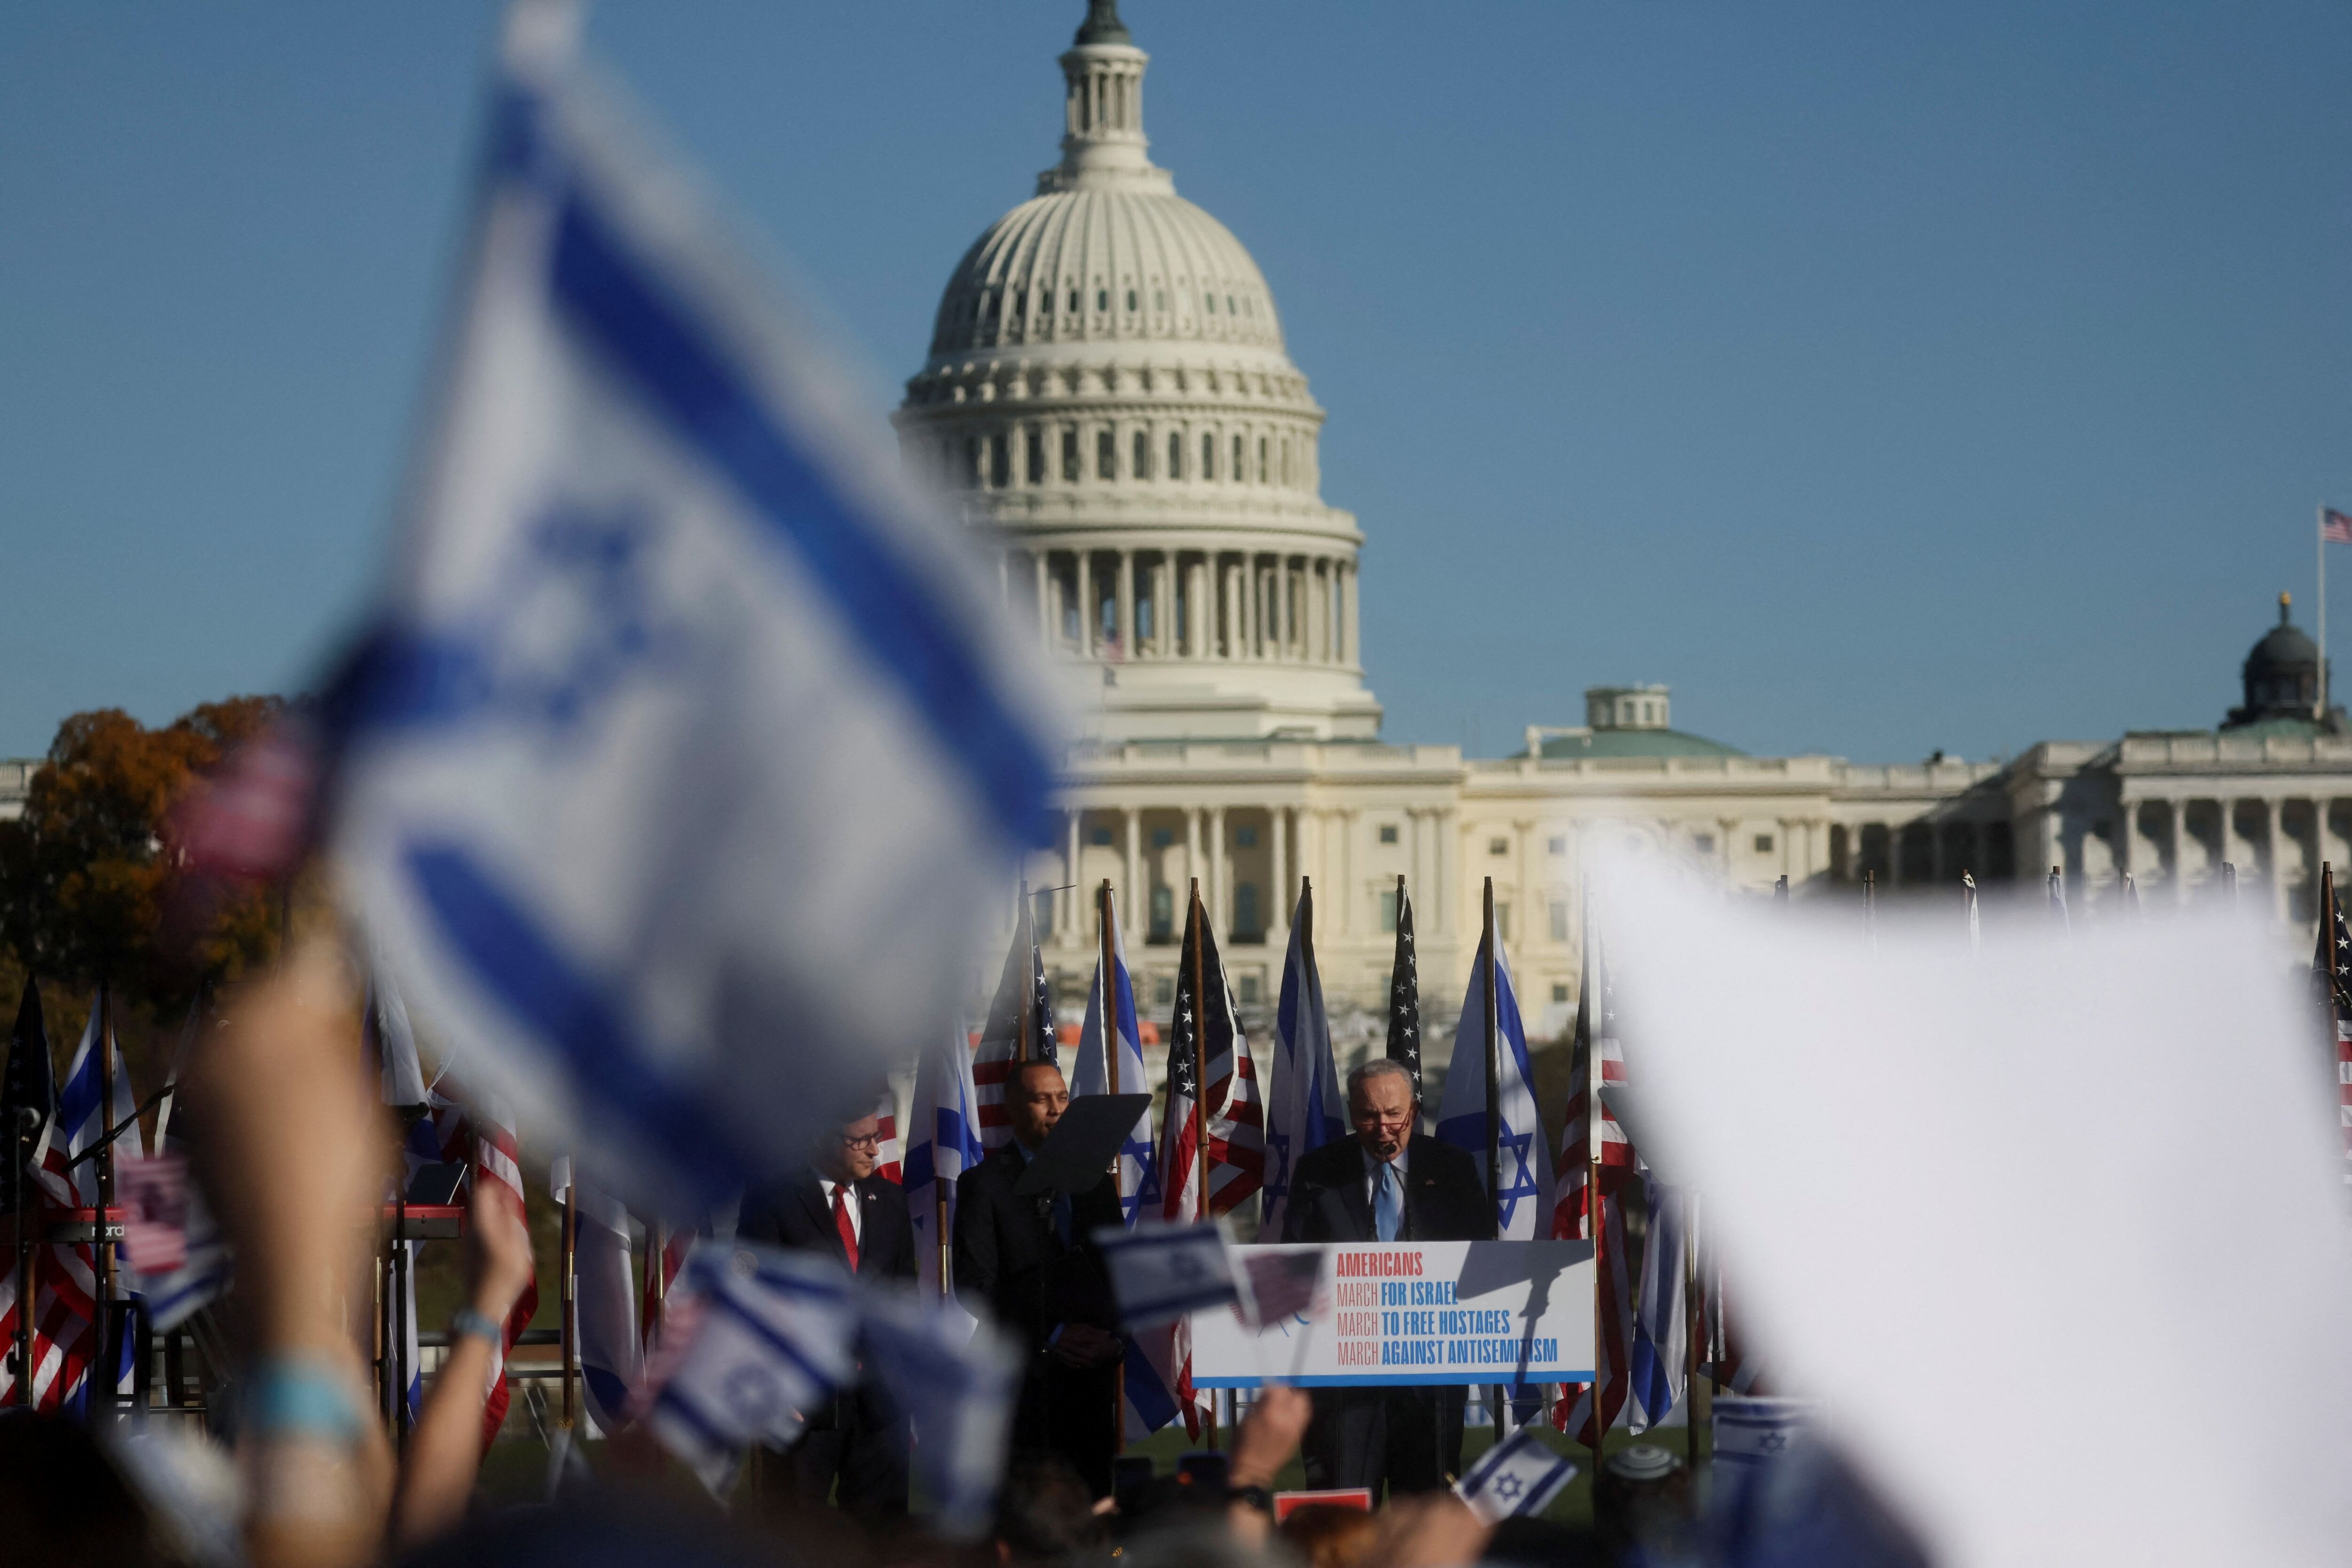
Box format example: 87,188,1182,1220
1345,1057,1418,1104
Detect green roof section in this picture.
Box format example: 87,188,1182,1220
1530,728,1747,761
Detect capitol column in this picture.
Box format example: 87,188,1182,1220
1117,550,1136,658
1271,807,1289,948
1223,559,1242,660
2266,797,2288,926
1062,809,1082,942
1343,563,1362,667
1125,809,1143,935
2168,798,2188,905
1033,553,1051,650
1185,808,1204,909
1078,552,1097,658
1277,558,1294,660
1208,807,1230,938
1337,808,1358,936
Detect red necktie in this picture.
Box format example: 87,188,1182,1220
832,1184,859,1272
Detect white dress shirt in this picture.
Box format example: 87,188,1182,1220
818,1174,863,1245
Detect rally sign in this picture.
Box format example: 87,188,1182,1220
1190,1241,1594,1388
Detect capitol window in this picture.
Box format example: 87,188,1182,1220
1202,432,1215,479
1154,289,1166,311
1204,292,1216,313
1755,834,1775,854
1235,825,1258,848
1548,836,1566,855
1062,429,1080,482
1231,434,1243,481
1378,824,1399,844
1133,430,1150,478
989,433,1009,488
1694,833,1715,854
1552,984,1570,1004
1097,429,1116,479
1258,437,1268,483
1091,826,1113,846
1168,431,1183,478
1126,288,1137,312
1097,288,1109,311
1068,288,1079,313
1026,430,1044,484
964,436,982,488
1488,838,1509,856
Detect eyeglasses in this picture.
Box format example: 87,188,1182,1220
838,1132,884,1150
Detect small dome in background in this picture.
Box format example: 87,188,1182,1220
2226,592,2328,730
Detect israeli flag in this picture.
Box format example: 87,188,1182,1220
1259,885,1345,1242
645,1241,858,1493
857,1287,1023,1539
1627,1175,1688,1432
328,2,1061,1218
1712,1395,1817,1475
1094,1221,1238,1327
1071,922,1158,1225
1435,938,1554,1238
903,1025,984,1331
549,1155,642,1433
1455,1427,1578,1523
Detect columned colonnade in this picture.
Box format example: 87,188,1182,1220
998,546,1359,665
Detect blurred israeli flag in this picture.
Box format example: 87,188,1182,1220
328,1,1061,1215
644,1241,858,1492
1436,936,1554,1238
1071,919,1158,1225
1095,1220,1237,1327
858,1287,1022,1538
1455,1427,1578,1524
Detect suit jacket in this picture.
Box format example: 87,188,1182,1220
1279,1132,1495,1245
952,1142,1122,1353
738,1166,918,1282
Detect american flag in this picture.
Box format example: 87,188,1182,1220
873,1087,904,1185
167,713,320,884
1158,891,1209,1436
1550,916,1634,1448
2313,862,2352,1187
1194,915,1263,1216
2323,507,2352,546
1385,879,1422,1104
973,884,1057,1150
0,983,95,1413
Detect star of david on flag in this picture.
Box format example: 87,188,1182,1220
1455,1427,1578,1524
325,2,1062,1217
1435,929,1552,1238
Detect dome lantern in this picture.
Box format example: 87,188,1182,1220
1044,0,1162,194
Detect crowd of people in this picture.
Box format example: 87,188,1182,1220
0,939,1926,1568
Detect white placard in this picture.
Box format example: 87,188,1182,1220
1190,1241,1595,1388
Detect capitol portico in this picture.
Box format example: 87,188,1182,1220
887,3,2352,1037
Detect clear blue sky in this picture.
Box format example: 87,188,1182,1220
4,1,2347,763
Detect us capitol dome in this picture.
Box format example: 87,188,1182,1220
894,0,1376,743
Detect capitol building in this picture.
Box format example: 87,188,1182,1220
897,2,2352,1034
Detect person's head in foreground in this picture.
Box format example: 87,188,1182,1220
1346,1060,1415,1163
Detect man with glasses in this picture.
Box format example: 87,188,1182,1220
1280,1058,1492,1497
739,1109,916,1520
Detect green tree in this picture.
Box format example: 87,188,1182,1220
0,696,285,1013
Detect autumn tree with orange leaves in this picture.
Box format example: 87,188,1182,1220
0,696,286,1013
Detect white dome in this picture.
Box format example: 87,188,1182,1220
927,188,1287,364
894,3,1380,743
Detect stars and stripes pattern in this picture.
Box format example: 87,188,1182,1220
973,885,1057,1150
1551,915,1635,1448
1198,918,1264,1217
2314,862,2352,1185
0,982,95,1413
1159,892,1210,1437
873,1088,904,1185
2323,507,2352,546
1385,880,1422,1103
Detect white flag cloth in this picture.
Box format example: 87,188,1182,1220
644,1241,859,1493
1627,1175,1687,1432
903,1025,984,1336
1455,1427,1579,1524
1259,890,1345,1242
327,4,1061,1219
549,1155,643,1433
1094,1221,1238,1327
857,1287,1022,1538
1435,936,1553,1238
1712,1394,1816,1475
1071,921,1158,1225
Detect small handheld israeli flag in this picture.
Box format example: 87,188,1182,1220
1455,1427,1578,1524
1094,1220,1237,1327
644,1241,858,1492
327,0,1062,1217
857,1287,1023,1538
1712,1395,1817,1475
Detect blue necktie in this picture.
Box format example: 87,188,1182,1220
1374,1160,1401,1242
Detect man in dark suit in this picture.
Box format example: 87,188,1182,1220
737,1109,916,1522
953,1059,1125,1497
1281,1057,1494,1497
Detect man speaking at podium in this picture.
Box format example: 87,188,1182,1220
1280,1058,1493,1497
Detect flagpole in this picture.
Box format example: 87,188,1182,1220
1189,879,1216,1453
1588,921,1605,1473
95,983,117,1412
558,1185,578,1433
12,1051,33,1404
2320,506,2328,721
1017,879,1034,1066
1480,879,1510,1436
1684,1190,1708,1477
1098,879,1127,1457
644,1221,665,1346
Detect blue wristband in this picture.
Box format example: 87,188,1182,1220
245,1359,367,1445
449,1307,502,1345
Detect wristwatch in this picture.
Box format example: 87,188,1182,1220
1229,1483,1274,1513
